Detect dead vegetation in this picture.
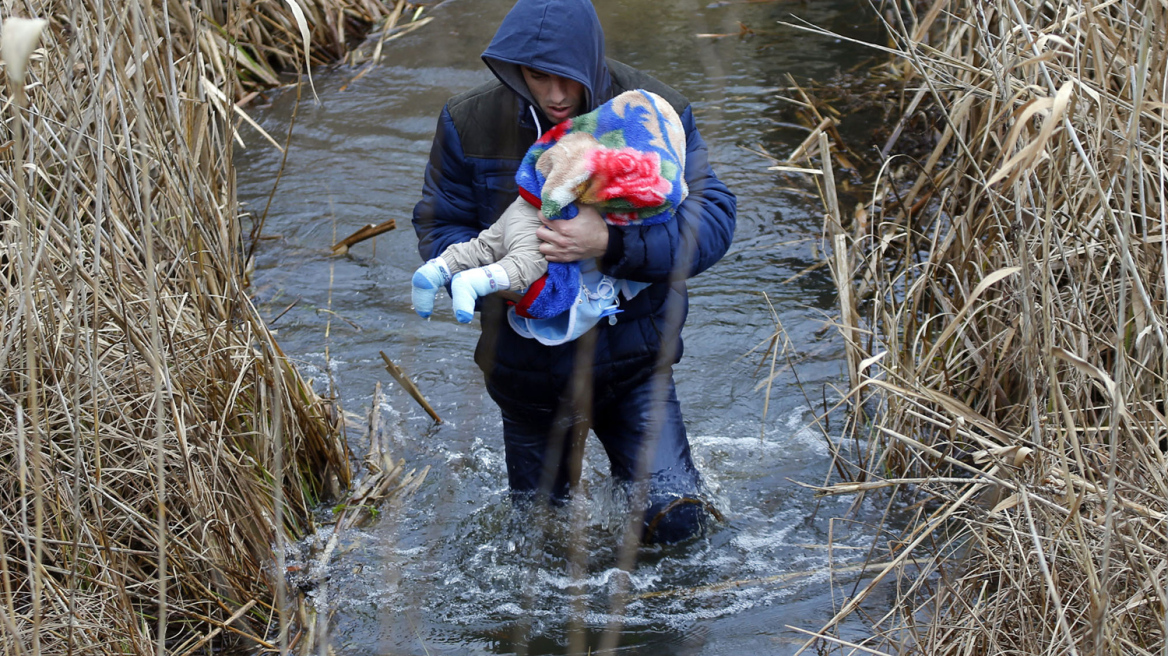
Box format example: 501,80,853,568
0,0,426,653
785,0,1168,653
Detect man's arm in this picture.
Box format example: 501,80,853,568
595,106,737,282
413,105,482,261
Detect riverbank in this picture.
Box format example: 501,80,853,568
0,1,426,653
810,0,1168,652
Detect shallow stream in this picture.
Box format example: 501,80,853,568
237,0,889,652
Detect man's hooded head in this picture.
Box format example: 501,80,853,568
481,0,611,126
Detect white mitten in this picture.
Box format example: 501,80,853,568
450,264,510,323
411,258,452,318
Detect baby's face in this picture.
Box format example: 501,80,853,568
521,66,585,124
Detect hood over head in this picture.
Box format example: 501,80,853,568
482,0,610,121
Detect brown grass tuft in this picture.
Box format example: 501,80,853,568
796,0,1168,653
0,0,428,651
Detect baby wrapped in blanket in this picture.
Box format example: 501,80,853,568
411,89,687,346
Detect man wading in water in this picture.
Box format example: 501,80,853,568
412,0,736,543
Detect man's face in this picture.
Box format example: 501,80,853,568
521,66,585,124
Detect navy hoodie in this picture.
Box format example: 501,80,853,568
482,0,611,122
413,0,737,394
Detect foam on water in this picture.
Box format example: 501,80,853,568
289,405,879,647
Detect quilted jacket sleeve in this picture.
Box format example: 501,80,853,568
598,106,736,283
413,105,482,262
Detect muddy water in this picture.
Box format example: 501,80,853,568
236,0,887,653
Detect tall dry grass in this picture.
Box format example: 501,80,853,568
793,0,1168,653
0,0,428,652
180,0,422,99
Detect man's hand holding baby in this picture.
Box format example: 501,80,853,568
536,205,608,262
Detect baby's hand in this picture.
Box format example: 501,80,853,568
450,264,510,323
411,258,451,318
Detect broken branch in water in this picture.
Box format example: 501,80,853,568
379,351,442,423
331,219,396,255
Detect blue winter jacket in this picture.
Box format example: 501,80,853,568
412,0,736,394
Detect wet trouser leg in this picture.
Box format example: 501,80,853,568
592,370,706,544
488,370,705,543
491,387,575,504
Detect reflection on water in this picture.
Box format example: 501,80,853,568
236,0,887,653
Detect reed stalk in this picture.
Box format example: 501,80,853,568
803,0,1168,652
0,0,425,651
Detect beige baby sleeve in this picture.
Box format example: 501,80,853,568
439,212,509,275
494,198,547,290
438,196,547,291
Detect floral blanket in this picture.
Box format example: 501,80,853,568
514,89,687,320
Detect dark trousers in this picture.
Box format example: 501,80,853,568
487,368,706,543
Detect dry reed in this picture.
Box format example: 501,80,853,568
792,0,1168,653
0,0,428,652
184,0,423,99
